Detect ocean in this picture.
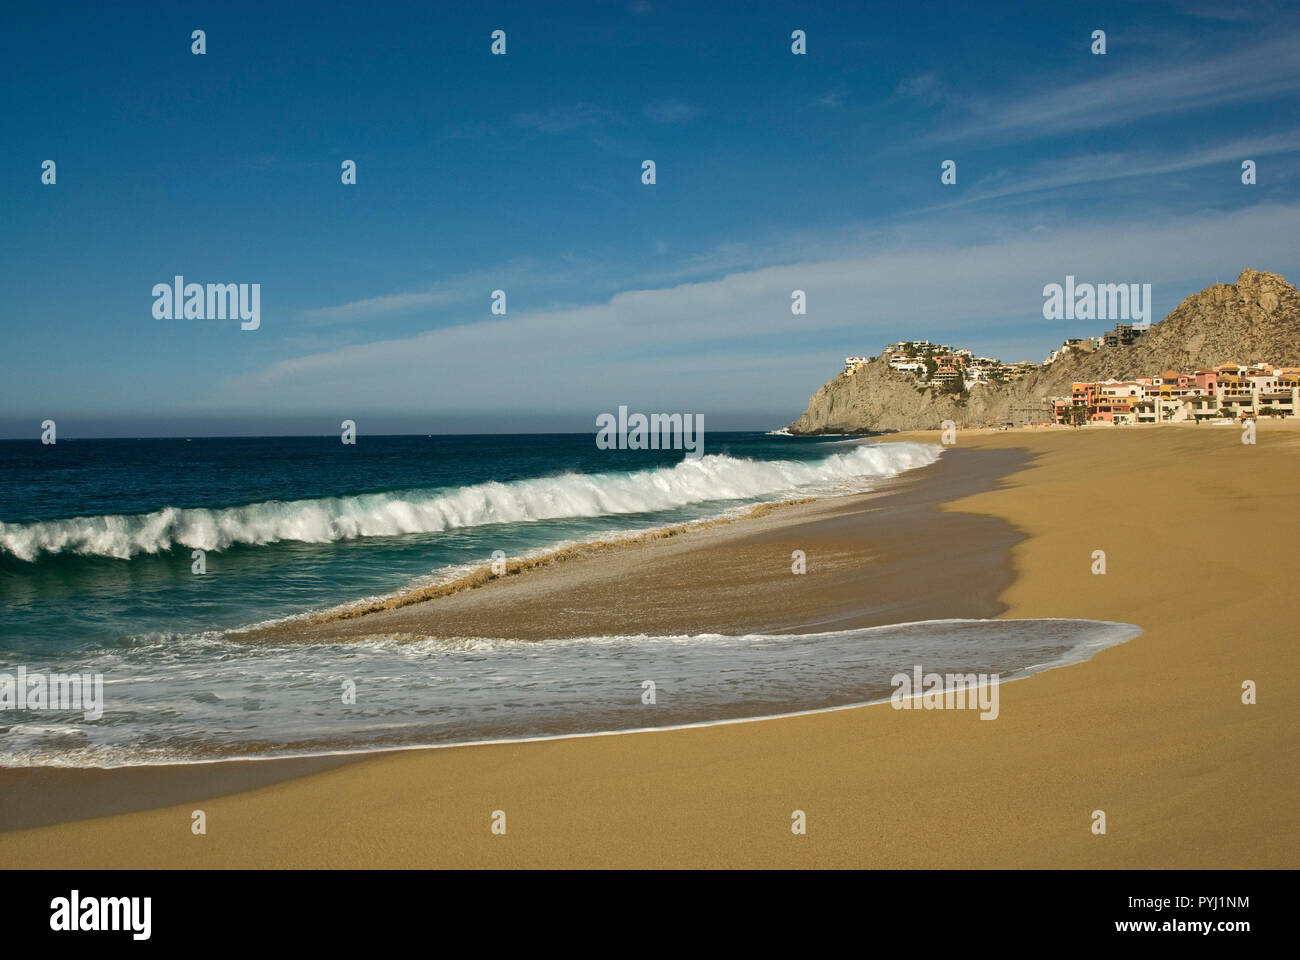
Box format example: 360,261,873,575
0,433,1137,765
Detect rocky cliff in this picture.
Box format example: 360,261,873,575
788,269,1300,434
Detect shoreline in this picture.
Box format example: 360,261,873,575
2,615,1140,768
231,495,820,638
239,444,1025,645
0,444,1024,830
1,424,1297,866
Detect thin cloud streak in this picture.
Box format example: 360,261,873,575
300,290,462,326
930,30,1300,144
910,133,1300,215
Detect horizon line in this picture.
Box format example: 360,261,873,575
0,428,798,443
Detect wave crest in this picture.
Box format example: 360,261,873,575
0,442,941,561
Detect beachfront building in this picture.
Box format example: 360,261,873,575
1216,369,1299,419
1257,389,1297,418
1216,369,1254,416
1213,362,1277,390
1152,369,1192,390
1185,396,1222,421
1051,379,1145,424
1092,381,1144,423
1217,382,1256,418
1246,369,1279,392
1048,381,1095,425
1134,397,1191,423
844,356,872,374
1051,361,1300,425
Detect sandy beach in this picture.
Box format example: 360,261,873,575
2,423,1298,868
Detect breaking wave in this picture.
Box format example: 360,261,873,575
0,441,941,561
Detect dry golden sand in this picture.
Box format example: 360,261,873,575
2,423,1298,867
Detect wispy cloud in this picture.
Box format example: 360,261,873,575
219,204,1300,417
816,88,847,108
931,30,1300,144
298,262,547,327
643,99,701,123
912,133,1300,214
513,103,622,133
894,73,950,107
299,290,463,326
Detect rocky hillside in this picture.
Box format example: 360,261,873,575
788,269,1300,434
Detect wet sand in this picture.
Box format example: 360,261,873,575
240,444,1026,643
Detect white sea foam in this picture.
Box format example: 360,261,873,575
0,442,941,561
0,618,1141,767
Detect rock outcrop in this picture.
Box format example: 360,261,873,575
788,270,1300,433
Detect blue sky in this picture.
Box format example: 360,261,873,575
2,0,1299,437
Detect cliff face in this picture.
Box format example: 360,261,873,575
788,364,1016,433
788,270,1300,434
